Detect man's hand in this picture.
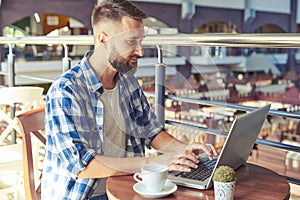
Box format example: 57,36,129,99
151,131,218,172
163,143,218,172
187,143,218,160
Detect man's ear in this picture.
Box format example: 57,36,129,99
97,32,109,44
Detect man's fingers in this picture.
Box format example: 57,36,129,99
204,144,219,159
169,163,193,172
188,143,219,159
174,157,198,169
180,150,199,163
165,143,219,172
168,150,199,171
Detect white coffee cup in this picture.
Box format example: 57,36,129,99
133,163,169,193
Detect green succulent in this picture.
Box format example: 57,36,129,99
213,165,236,183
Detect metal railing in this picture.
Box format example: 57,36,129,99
0,33,300,186
1,33,300,47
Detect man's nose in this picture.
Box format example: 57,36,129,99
133,44,144,57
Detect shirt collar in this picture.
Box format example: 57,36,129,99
80,51,136,95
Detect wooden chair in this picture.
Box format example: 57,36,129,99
15,107,45,200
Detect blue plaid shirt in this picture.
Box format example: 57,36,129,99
41,53,163,200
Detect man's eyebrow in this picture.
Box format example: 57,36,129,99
127,36,145,40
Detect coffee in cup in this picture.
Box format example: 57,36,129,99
133,163,169,193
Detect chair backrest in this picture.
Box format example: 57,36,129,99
15,107,45,200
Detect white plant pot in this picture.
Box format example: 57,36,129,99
214,181,236,200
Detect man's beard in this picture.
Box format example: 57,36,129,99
109,54,138,76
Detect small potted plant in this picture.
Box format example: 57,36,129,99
213,165,236,200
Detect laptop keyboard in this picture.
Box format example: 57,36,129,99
175,157,217,181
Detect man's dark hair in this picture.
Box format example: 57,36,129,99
92,0,147,27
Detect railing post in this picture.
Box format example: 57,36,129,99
62,44,71,72
7,44,15,87
155,46,166,126
7,44,16,143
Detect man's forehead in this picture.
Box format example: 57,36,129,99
115,28,145,40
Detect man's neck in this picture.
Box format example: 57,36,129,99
100,70,117,90
88,49,117,90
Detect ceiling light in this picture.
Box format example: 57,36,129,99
34,12,41,23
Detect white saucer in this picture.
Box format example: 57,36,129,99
133,181,177,198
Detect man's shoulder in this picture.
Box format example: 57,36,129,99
46,69,80,98
54,62,84,85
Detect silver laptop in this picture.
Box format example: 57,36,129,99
167,104,271,189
